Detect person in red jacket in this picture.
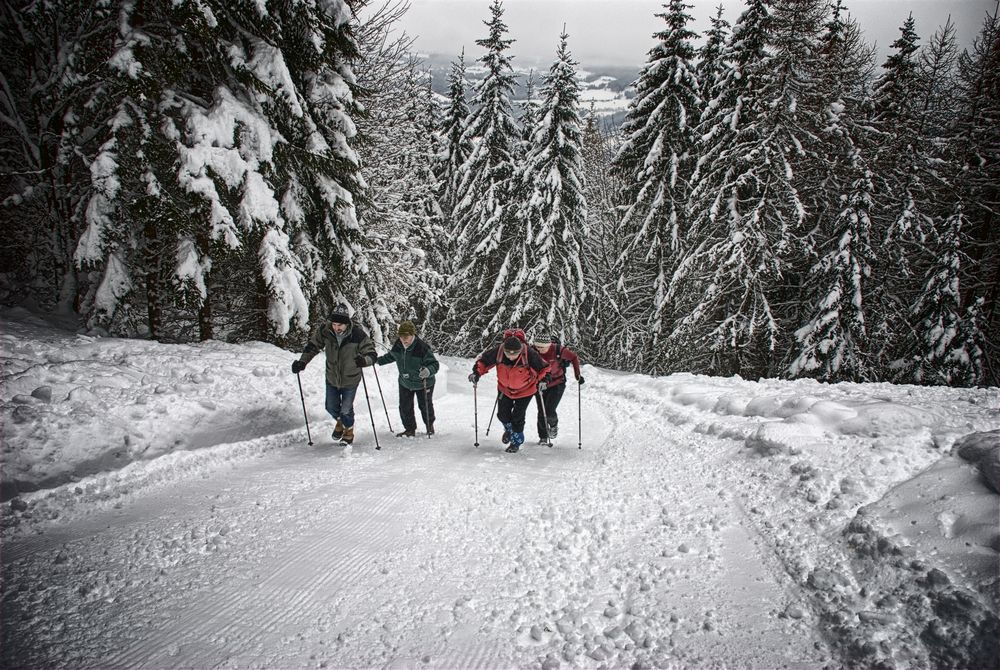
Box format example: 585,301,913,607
532,334,583,442
468,330,549,453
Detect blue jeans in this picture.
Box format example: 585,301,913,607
325,383,359,427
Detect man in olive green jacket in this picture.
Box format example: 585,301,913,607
292,304,376,444
375,320,439,437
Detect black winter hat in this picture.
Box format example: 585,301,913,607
329,303,351,325
503,336,523,353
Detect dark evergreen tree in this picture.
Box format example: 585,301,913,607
949,4,999,384
668,0,826,377
1,2,118,318
519,70,541,150
788,151,874,381
896,204,982,385
28,0,369,342
578,109,623,368
696,4,731,106
610,0,701,373
865,14,927,365
786,0,877,381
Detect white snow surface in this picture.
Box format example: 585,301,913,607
2,307,998,669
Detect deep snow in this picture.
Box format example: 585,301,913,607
1,306,998,669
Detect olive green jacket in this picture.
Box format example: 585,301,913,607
298,321,376,388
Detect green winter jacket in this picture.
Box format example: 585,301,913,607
298,321,376,388
376,336,439,391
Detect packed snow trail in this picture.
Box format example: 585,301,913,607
2,371,833,669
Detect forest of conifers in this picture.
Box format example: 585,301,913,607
2,0,997,386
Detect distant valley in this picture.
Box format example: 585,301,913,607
416,52,640,128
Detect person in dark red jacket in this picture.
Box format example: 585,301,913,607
532,334,583,442
468,331,549,453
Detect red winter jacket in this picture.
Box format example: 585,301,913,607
474,344,549,399
536,343,581,387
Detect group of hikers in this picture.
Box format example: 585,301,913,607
290,304,583,453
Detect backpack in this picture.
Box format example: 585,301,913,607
496,328,529,366
503,328,527,343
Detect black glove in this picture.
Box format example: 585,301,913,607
291,360,306,374
468,372,480,383
577,375,585,385
354,355,368,368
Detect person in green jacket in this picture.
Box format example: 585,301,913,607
375,320,440,437
291,303,376,445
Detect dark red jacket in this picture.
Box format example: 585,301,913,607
536,343,581,387
474,344,548,399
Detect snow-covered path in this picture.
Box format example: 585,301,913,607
4,374,830,669
3,311,998,669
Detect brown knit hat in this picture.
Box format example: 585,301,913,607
397,320,416,337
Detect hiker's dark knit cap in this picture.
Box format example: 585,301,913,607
503,336,523,352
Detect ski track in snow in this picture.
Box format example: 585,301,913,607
1,370,843,670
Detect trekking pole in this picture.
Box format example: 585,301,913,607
360,369,381,451
578,381,582,450
485,391,500,435
537,387,553,448
473,382,479,447
422,378,432,440
296,373,313,446
371,364,393,431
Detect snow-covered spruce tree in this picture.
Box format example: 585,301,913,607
436,49,473,229
695,4,731,110
610,0,701,374
352,1,449,346
71,0,366,342
415,75,451,330
439,0,523,352
667,0,825,378
788,151,875,381
0,2,116,315
353,57,446,346
864,14,930,364
518,70,541,151
508,29,587,342
953,4,1000,384
577,109,625,368
895,204,982,385
785,0,878,382
869,16,974,380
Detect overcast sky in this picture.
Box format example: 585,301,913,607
390,0,996,68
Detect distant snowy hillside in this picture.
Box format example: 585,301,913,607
419,52,636,125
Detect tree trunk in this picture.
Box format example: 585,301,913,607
197,232,213,341
143,220,162,340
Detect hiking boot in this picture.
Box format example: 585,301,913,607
501,429,510,444
426,422,434,436
340,426,355,444
537,438,549,445
332,419,345,440
396,428,416,438
505,444,520,453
